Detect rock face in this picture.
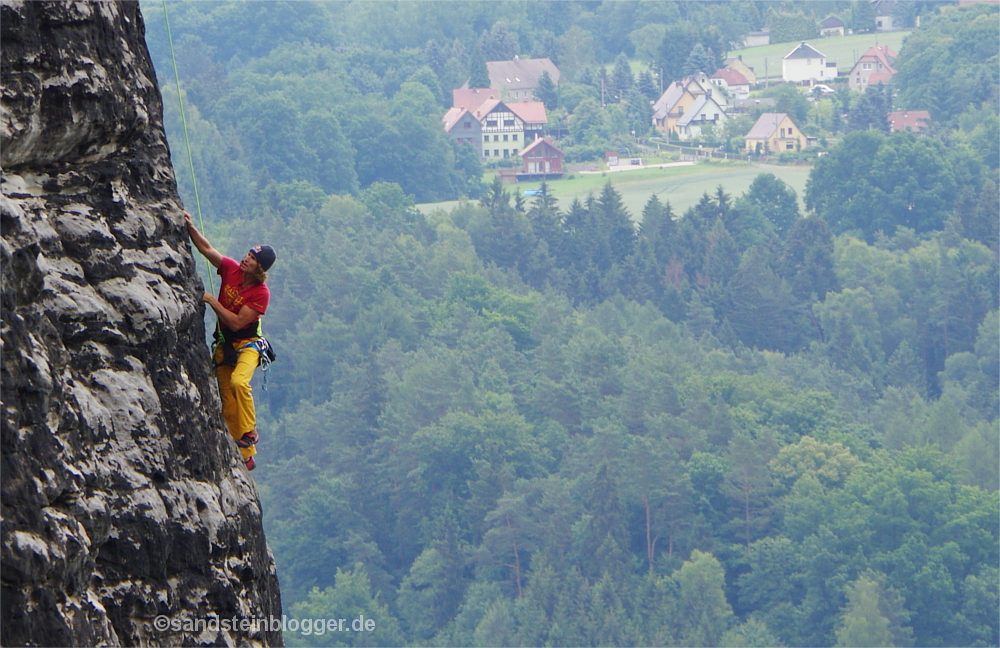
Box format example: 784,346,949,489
1,2,283,645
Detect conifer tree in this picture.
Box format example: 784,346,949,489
536,69,558,110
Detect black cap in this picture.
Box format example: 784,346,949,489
249,245,276,271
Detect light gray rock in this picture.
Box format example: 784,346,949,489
1,1,283,645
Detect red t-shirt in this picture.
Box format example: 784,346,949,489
217,256,270,334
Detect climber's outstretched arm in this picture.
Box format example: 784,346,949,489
184,211,224,269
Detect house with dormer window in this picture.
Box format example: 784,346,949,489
848,45,897,91
486,57,560,102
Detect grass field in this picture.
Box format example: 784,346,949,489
417,161,813,223
729,30,912,80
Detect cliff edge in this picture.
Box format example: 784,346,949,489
1,1,283,645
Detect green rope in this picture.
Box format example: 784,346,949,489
162,0,214,294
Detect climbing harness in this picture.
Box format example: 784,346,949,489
244,337,277,391
162,0,214,294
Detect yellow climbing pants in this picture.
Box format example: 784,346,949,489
214,341,260,460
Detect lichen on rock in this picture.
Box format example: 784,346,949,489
1,1,283,645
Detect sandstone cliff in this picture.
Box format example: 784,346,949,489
1,1,283,645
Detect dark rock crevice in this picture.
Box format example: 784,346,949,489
2,1,283,645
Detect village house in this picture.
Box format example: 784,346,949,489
709,68,751,100
675,93,729,141
652,73,715,136
782,42,838,84
848,45,897,91
443,96,548,159
820,16,846,37
723,56,757,85
518,136,564,179
442,107,483,149
888,110,931,134
477,99,525,159
486,57,560,102
873,0,898,31
744,113,808,153
743,28,771,47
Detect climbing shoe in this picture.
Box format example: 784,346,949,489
236,430,259,448
244,456,256,471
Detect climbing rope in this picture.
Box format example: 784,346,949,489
162,0,214,293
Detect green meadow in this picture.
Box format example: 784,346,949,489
418,161,813,223
729,30,913,80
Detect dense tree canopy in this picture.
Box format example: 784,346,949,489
145,4,998,647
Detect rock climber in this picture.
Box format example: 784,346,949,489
184,211,275,471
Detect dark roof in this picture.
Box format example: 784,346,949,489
820,16,845,28
745,113,797,140
784,42,827,59
487,58,561,91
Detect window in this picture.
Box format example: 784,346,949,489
494,149,500,157
484,135,490,142
486,120,497,128
494,135,499,141
464,121,471,129
504,149,509,158
504,119,515,127
788,127,794,135
713,113,719,120
484,150,489,156
786,143,793,149
512,134,518,141
512,149,518,155
503,134,509,142
863,63,872,70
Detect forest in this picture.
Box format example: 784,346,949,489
142,2,998,646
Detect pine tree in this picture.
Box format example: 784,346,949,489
637,69,659,100
609,53,634,102
468,43,490,88
536,69,558,110
683,43,716,76
782,215,838,303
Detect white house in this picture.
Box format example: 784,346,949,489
709,68,751,101
675,93,728,142
782,42,837,84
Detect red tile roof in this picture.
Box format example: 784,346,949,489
888,110,931,132
857,45,897,73
452,88,500,111
442,107,471,132
866,72,894,86
507,101,548,125
710,68,750,86
519,136,563,157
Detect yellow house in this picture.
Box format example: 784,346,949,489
744,113,808,153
